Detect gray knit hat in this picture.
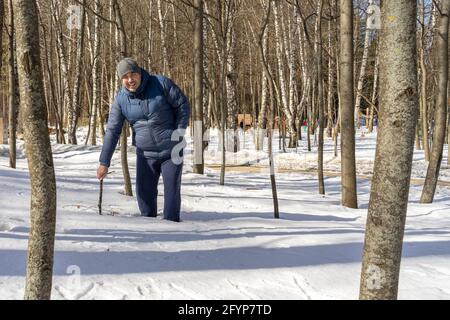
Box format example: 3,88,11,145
117,58,140,79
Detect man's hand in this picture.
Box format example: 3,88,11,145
97,165,108,180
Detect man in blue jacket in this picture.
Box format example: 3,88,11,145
97,58,190,222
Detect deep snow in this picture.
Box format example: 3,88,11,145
0,127,449,299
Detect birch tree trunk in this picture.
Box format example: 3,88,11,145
225,17,239,153
419,0,430,161
147,0,154,71
315,0,325,194
339,0,358,208
89,0,102,145
51,0,69,144
360,0,419,300
296,7,310,145
14,0,57,300
273,1,296,148
113,0,133,197
157,0,171,77
202,13,209,140
355,12,372,129
420,0,449,203
67,0,86,145
8,0,17,168
326,12,334,138
287,5,298,147
368,50,379,133
256,20,269,151
0,0,3,78
0,0,4,144
193,0,204,174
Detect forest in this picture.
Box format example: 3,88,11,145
0,0,449,300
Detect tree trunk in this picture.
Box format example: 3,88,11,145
419,0,430,161
147,0,154,72
368,50,379,133
326,12,334,138
259,0,279,219
220,46,226,185
51,0,69,144
67,0,86,144
315,0,325,194
14,0,57,300
113,0,133,197
355,11,372,129
157,0,171,77
202,13,209,146
360,0,419,300
268,108,279,219
120,123,133,196
420,0,449,203
193,0,204,174
256,23,269,151
225,20,239,153
273,1,296,148
99,64,106,141
41,10,63,144
287,5,298,148
339,0,358,208
8,0,17,168
0,0,5,144
89,0,102,146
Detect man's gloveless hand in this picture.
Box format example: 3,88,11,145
97,165,108,180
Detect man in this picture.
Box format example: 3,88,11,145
97,58,190,222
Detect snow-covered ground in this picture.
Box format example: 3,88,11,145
0,127,449,300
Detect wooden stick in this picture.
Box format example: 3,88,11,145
98,179,103,215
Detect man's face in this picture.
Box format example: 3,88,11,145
122,72,141,92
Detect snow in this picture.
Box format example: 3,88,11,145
0,127,450,300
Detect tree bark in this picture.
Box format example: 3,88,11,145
315,0,325,194
256,20,269,151
287,5,299,147
355,11,372,129
89,0,102,145
368,49,379,133
157,0,171,77
326,10,335,138
0,0,5,144
225,13,239,153
259,0,279,219
14,0,57,300
273,1,296,148
51,0,70,144
420,0,449,203
8,0,18,168
360,0,419,300
419,0,430,161
113,0,133,197
67,0,86,145
193,0,204,174
339,0,358,208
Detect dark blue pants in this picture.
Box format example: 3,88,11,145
136,154,183,222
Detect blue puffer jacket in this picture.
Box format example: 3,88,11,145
99,69,191,167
